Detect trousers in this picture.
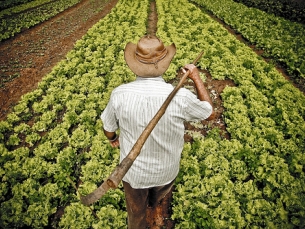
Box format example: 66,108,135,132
122,179,175,229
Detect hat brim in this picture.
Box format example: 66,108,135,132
124,42,176,77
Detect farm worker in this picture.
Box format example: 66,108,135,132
101,35,215,228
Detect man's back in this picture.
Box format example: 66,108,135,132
102,76,212,188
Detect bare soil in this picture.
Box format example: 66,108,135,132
0,0,303,228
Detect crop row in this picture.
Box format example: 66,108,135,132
0,0,54,18
190,0,305,79
0,0,34,11
0,0,148,227
0,0,81,41
234,0,305,24
156,0,305,227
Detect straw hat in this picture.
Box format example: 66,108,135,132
124,35,176,77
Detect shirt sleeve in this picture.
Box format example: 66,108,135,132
100,93,119,132
184,90,213,121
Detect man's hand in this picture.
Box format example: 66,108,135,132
109,137,120,148
103,128,120,148
183,64,201,82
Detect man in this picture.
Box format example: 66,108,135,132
101,35,215,228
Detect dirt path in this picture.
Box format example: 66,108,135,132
0,0,118,121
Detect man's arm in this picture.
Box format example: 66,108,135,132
103,128,120,148
183,64,216,120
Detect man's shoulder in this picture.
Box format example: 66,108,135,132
112,82,134,92
112,80,192,98
113,80,169,92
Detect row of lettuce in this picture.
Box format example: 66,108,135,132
156,0,305,228
0,0,304,228
0,0,35,10
190,0,305,80
0,0,81,41
233,0,305,24
0,0,54,18
0,0,147,228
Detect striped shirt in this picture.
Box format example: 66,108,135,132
101,76,212,188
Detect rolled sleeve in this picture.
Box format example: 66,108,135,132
184,91,213,121
100,97,119,132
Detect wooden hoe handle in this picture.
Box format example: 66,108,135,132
80,51,204,206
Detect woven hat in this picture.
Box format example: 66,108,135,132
124,35,176,77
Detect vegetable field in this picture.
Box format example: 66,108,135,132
0,0,304,228
0,0,82,41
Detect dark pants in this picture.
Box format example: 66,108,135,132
123,179,175,229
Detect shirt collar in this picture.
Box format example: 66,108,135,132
136,76,164,82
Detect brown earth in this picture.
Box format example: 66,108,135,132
0,0,303,228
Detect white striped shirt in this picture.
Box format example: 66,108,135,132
101,76,212,188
